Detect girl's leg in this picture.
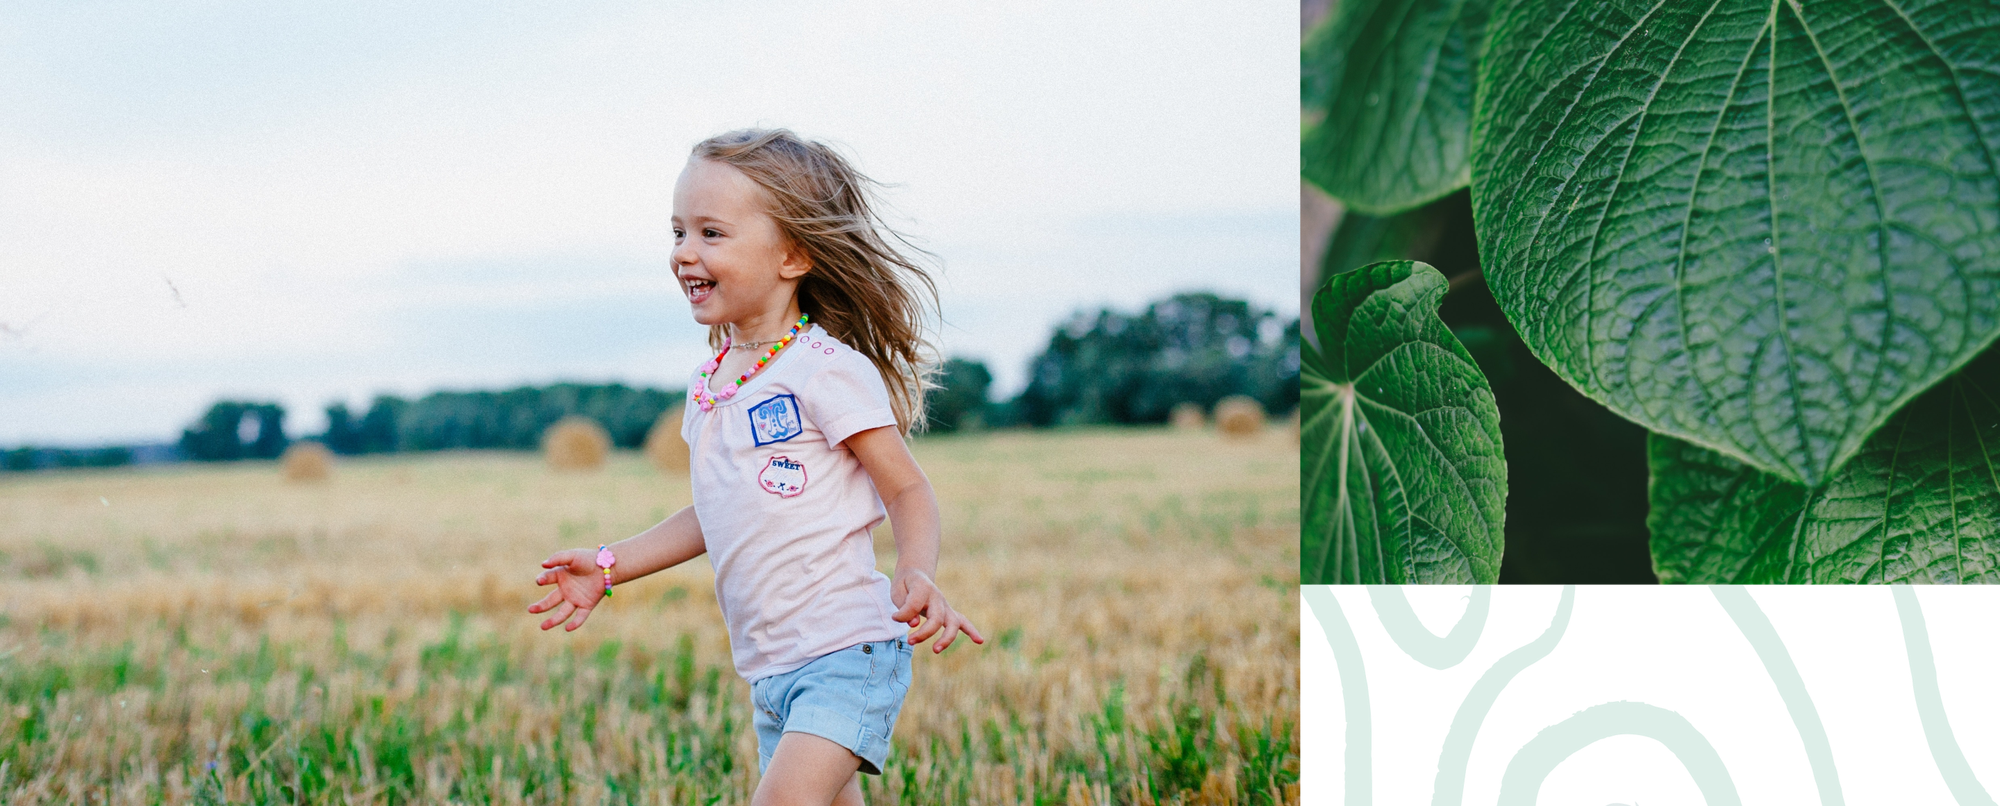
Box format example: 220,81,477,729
832,773,864,806
751,732,866,806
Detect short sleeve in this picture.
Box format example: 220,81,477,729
681,371,702,442
800,350,899,447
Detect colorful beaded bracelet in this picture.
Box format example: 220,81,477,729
596,544,616,597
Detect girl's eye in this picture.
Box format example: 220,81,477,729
703,228,721,239
672,228,684,239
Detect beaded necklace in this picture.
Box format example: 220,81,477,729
692,313,809,412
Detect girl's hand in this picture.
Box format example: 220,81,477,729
528,548,607,632
890,569,985,653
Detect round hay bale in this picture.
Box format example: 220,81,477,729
1214,396,1267,439
543,416,610,472
1170,402,1206,431
280,441,333,482
643,405,691,474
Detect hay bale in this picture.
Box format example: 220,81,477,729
1170,402,1206,431
543,416,611,471
644,405,691,474
280,441,333,482
1214,396,1267,439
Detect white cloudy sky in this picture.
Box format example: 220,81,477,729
0,1,1299,445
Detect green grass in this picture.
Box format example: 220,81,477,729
0,620,1293,805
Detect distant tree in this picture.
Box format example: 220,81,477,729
0,446,133,472
82,446,136,468
925,358,994,433
179,401,287,462
248,404,288,459
358,396,407,453
1015,293,1300,427
320,403,366,455
337,384,683,454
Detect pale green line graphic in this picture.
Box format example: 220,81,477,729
1496,701,1741,806
1711,585,1843,805
1430,585,1575,806
1894,586,1997,806
1367,585,1490,669
1304,586,1371,806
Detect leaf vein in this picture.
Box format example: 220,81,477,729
1580,0,1728,427
1509,0,1677,396
1763,0,1814,485
1673,17,1780,472
1791,1,1898,480
1356,394,1498,570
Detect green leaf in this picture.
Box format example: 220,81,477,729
1649,346,2000,583
1303,0,1492,214
1471,0,2000,486
1302,261,1506,583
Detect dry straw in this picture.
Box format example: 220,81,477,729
1170,402,1206,431
644,406,691,475
1214,396,1267,438
542,417,610,471
279,441,333,482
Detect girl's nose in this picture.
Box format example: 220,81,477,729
671,241,697,266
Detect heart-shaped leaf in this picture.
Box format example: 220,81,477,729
1649,345,2000,583
1471,0,2000,486
1303,0,1492,214
1303,260,1506,583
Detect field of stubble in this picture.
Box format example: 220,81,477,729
0,428,1298,805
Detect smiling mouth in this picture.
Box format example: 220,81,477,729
684,278,715,304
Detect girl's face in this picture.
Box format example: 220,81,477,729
669,158,810,330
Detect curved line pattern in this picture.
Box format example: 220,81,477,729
1304,586,1373,806
1368,585,1491,670
1893,586,1998,806
1711,586,1844,805
1430,585,1575,806
1495,701,1742,806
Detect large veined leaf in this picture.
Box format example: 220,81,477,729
1302,260,1506,584
1303,0,1492,214
1649,346,2000,583
1471,0,2000,486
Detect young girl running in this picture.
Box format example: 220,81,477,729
527,129,983,805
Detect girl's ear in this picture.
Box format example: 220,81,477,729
778,241,812,280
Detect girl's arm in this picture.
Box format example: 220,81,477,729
528,505,705,632
845,426,985,653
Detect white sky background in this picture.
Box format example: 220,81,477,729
0,1,1300,445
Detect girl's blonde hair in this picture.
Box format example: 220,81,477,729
691,128,939,435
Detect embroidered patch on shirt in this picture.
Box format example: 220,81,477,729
758,455,808,497
747,394,804,446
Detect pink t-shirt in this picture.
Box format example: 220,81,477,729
682,325,905,682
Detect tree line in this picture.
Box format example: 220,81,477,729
3,292,1299,469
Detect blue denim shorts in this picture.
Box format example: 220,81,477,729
749,636,913,776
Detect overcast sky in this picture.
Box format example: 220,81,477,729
0,1,1299,445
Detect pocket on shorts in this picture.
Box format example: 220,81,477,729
892,639,912,691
